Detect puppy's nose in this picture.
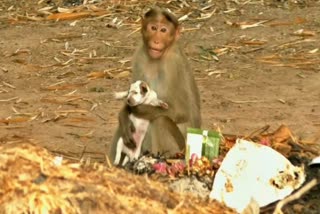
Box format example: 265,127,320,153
127,97,133,106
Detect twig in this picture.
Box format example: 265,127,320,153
0,97,19,102
273,178,318,214
79,145,87,161
94,113,107,121
2,81,16,89
274,38,316,50
242,47,264,54
55,109,88,113
189,57,208,62
105,154,112,168
127,27,141,37
245,125,270,139
0,126,25,129
228,99,264,104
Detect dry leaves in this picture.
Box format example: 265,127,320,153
87,69,131,80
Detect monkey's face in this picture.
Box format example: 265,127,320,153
142,16,178,59
126,81,150,106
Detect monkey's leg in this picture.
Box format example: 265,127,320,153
147,116,185,158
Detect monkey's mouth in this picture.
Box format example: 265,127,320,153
149,48,163,59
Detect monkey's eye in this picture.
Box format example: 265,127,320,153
150,25,157,31
160,27,167,33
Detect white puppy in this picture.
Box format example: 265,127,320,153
114,80,168,166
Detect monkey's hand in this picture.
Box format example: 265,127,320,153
159,101,169,109
118,105,136,149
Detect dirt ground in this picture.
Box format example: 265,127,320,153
1,0,319,159
0,0,319,212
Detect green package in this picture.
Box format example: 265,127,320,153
186,128,221,161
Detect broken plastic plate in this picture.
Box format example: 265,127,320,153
309,156,320,166
210,139,305,213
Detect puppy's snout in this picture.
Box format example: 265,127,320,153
126,97,135,106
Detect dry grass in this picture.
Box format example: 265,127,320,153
0,142,235,214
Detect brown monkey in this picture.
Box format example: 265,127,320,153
108,7,201,164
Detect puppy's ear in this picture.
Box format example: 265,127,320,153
114,91,129,99
140,82,149,95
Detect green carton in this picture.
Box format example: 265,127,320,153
186,128,221,161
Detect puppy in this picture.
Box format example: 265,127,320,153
114,80,168,166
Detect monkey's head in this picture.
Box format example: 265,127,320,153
141,7,180,59
126,80,150,106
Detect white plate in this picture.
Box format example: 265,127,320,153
309,156,320,166
210,139,306,213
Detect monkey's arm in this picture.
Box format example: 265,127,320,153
118,104,136,149
130,104,188,124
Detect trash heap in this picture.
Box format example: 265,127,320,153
0,125,319,214
129,125,320,213
0,142,234,214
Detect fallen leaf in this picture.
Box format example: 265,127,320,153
114,70,131,79
272,125,293,144
0,117,31,124
57,7,75,13
47,12,91,21
240,40,267,46
87,71,113,80
42,82,88,91
308,48,318,54
292,29,316,37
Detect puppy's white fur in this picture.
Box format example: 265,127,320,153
114,91,129,99
114,80,168,166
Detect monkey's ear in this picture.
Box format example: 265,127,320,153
141,7,155,28
140,15,145,28
175,26,181,40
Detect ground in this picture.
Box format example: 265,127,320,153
0,0,319,211
1,0,319,159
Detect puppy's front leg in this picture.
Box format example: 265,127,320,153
114,138,124,165
122,145,135,165
122,155,129,166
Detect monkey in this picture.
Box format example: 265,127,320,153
107,7,201,164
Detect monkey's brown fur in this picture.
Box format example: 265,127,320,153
108,7,201,164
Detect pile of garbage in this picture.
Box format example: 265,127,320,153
0,125,319,213
126,125,320,213
0,142,234,214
